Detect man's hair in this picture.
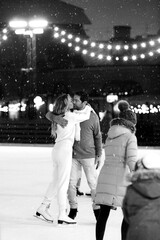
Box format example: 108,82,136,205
74,91,89,103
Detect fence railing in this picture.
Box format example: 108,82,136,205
0,119,160,146
0,119,53,144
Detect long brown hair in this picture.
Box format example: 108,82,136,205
51,94,70,139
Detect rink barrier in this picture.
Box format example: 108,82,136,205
0,120,54,144
0,119,160,146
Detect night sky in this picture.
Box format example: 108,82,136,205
0,0,160,41
64,0,160,40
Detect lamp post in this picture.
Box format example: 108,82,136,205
9,19,48,96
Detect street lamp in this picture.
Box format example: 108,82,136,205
9,19,48,95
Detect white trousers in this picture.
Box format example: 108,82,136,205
42,140,73,218
68,157,99,210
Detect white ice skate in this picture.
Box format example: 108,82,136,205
58,215,77,225
34,204,54,223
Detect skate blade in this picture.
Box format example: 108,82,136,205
57,222,77,227
58,220,76,225
33,214,54,224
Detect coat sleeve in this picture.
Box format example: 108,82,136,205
126,134,138,171
122,187,130,224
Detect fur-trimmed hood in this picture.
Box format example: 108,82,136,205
107,118,135,139
110,118,136,133
128,169,160,199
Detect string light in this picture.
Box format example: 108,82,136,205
61,38,66,43
123,56,128,61
68,34,73,39
61,30,66,35
91,42,96,47
2,28,7,34
45,25,160,62
132,55,137,60
107,44,112,50
0,28,9,43
1,24,160,63
132,44,138,49
106,55,112,61
54,26,59,32
124,45,129,50
75,37,80,42
2,35,7,41
148,51,154,56
90,52,95,57
82,49,88,54
99,43,104,49
83,40,88,45
98,54,103,59
140,54,145,59
149,40,155,46
141,42,146,48
115,45,121,50
1,24,160,72
54,32,59,38
75,46,80,51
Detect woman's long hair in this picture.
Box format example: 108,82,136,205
51,94,70,139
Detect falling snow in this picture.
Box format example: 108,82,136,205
64,0,160,40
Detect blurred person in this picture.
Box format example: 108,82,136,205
67,91,103,221
95,100,138,240
100,103,113,144
123,153,160,240
35,93,92,225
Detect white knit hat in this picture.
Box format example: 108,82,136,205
141,153,160,169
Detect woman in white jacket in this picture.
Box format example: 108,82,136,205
35,94,92,224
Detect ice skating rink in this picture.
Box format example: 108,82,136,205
0,145,160,240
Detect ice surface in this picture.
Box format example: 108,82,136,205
0,145,159,240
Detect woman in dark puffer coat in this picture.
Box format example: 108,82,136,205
123,153,160,240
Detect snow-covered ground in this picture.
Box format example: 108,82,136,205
0,145,160,240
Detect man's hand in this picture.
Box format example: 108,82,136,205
95,156,103,170
46,112,68,128
95,155,104,171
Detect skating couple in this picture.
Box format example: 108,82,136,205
35,91,103,225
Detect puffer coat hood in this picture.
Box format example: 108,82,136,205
129,169,160,199
123,169,160,240
107,125,132,140
110,118,136,134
